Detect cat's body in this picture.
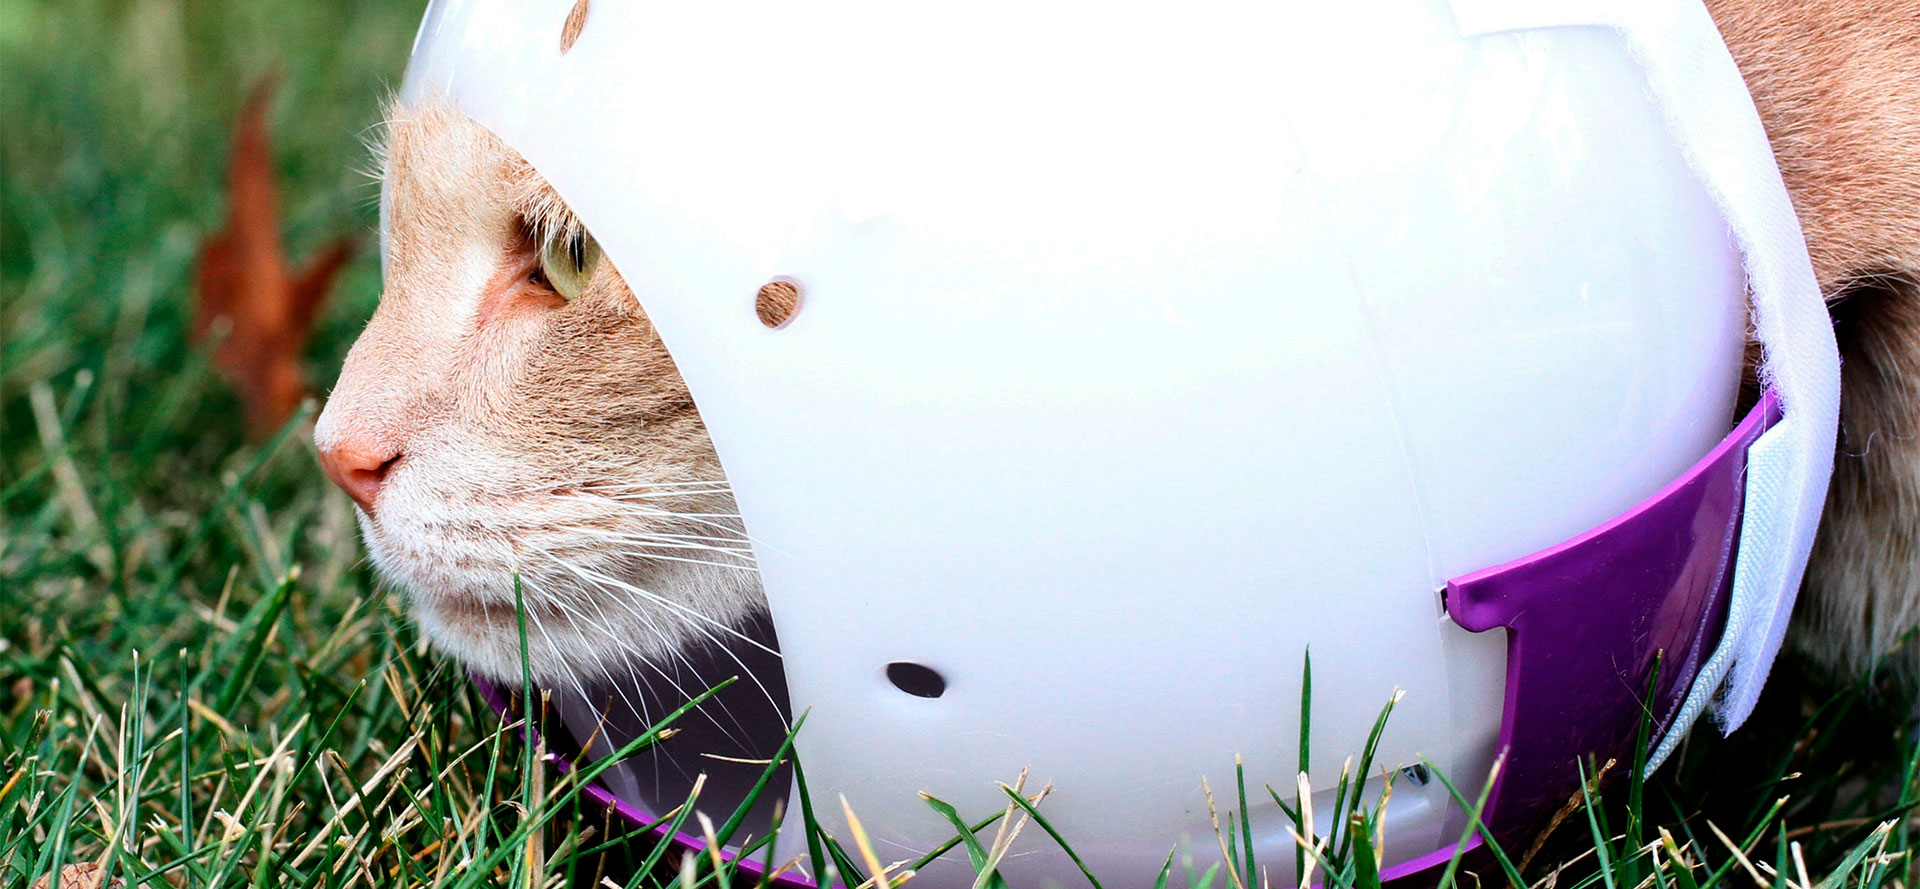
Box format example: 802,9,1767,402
318,0,1920,690
1704,0,1920,683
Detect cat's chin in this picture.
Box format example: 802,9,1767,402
400,561,769,690
349,456,768,688
358,501,765,686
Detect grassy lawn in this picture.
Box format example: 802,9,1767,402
2,1,1914,887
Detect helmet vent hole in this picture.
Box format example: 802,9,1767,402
1400,764,1432,786
885,662,946,698
755,279,802,329
560,0,590,53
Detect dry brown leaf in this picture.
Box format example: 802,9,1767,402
195,74,355,436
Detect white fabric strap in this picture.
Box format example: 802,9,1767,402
1448,0,1841,768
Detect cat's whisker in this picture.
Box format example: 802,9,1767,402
506,538,780,727
542,583,708,722
566,527,756,550
498,479,736,500
560,598,670,762
566,535,756,559
596,610,785,737
555,561,787,720
547,527,759,572
571,501,738,517
565,505,747,526
645,624,761,754
460,571,591,718
556,562,782,658
574,478,735,488
556,583,757,753
557,545,758,575
543,493,759,543
597,545,756,566
513,575,597,709
571,483,738,496
598,521,756,549
619,662,671,800
562,496,765,549
572,489,738,501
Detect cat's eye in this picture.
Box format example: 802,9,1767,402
536,229,602,301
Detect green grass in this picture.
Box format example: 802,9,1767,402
2,1,1916,887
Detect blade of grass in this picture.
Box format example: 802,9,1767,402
1236,755,1256,889
922,792,999,879
1426,752,1512,889
1296,648,1312,886
998,781,1104,889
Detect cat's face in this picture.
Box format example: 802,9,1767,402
315,100,762,685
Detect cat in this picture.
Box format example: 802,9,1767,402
317,0,1920,692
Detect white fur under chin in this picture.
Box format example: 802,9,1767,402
356,438,764,688
401,558,762,688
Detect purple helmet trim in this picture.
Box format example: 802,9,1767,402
475,390,1782,887
1439,388,1781,851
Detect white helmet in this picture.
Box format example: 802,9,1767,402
404,0,1840,884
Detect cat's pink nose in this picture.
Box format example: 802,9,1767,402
318,440,401,516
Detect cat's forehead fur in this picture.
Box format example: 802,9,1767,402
380,100,579,277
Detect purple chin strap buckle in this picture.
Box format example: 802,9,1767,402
477,391,1781,887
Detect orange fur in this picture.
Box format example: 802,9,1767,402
1707,0,1920,682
